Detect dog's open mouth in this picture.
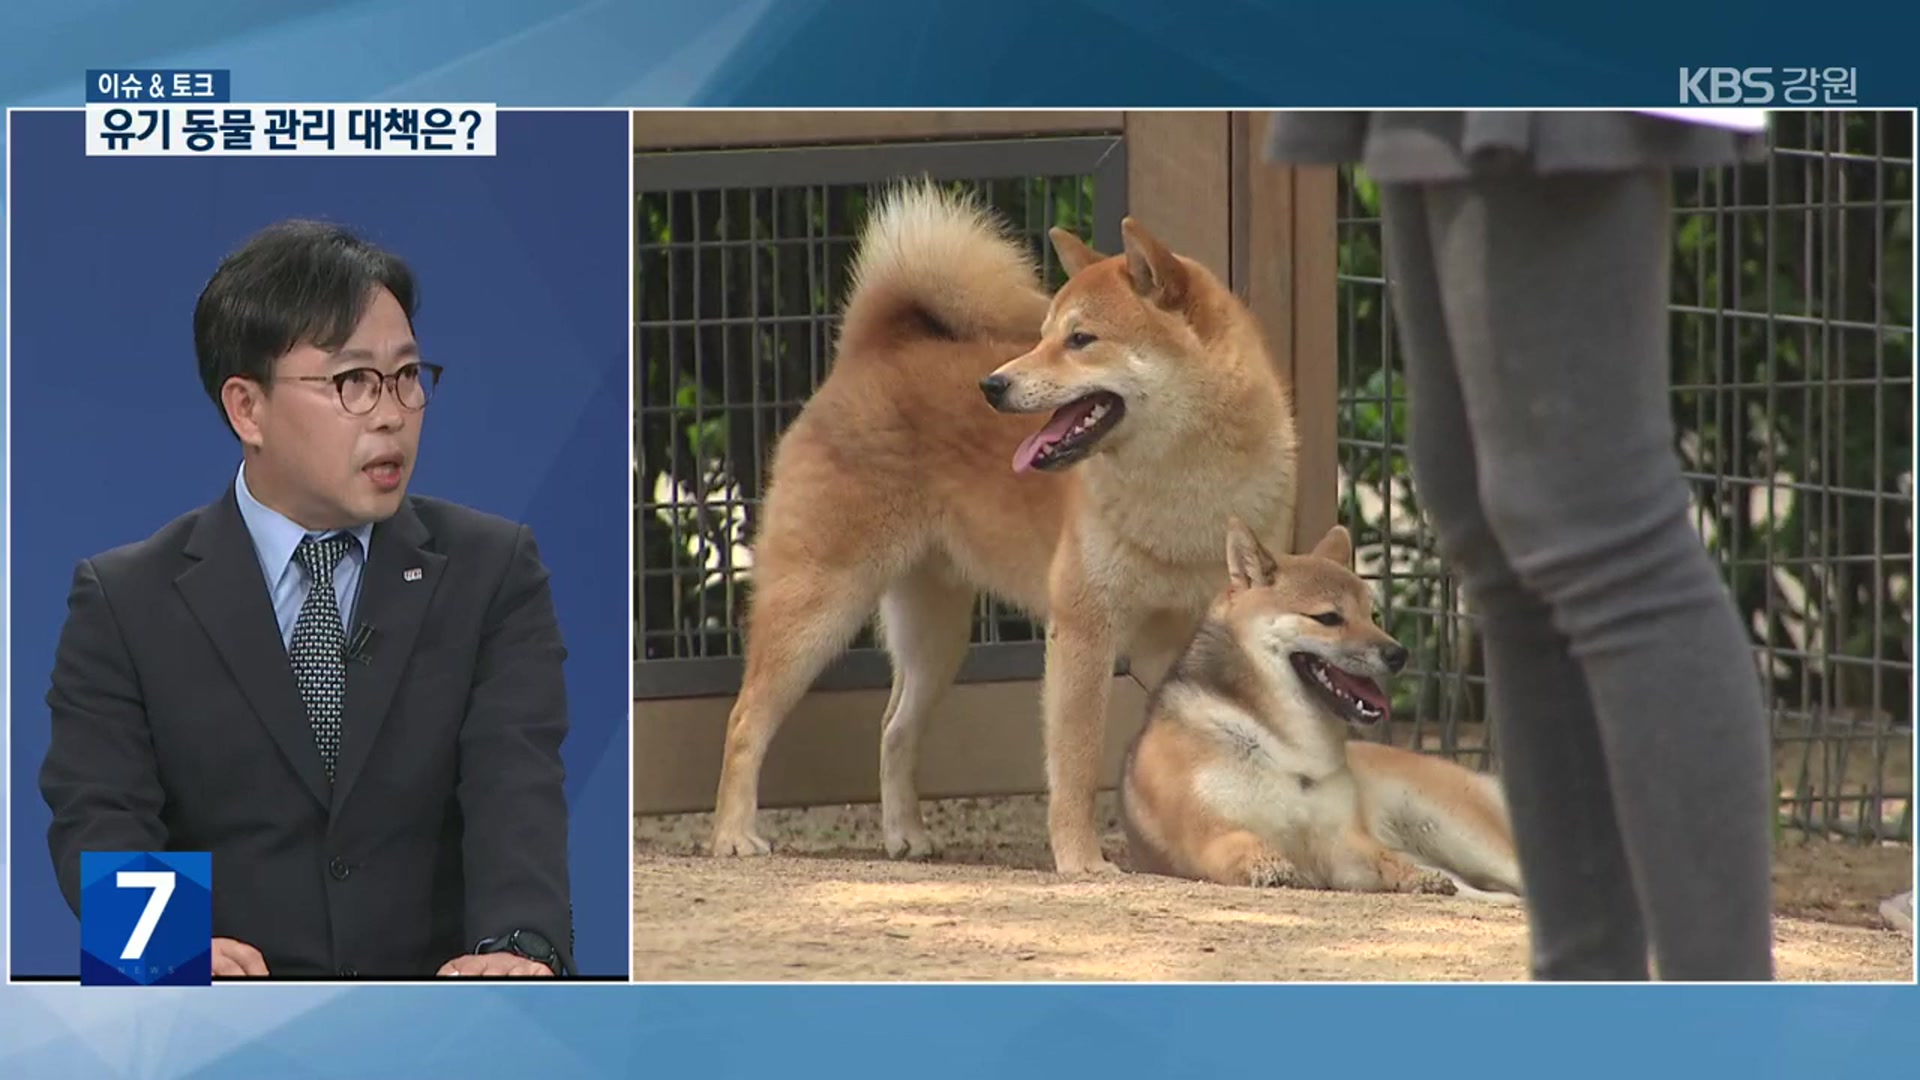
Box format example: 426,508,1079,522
1290,653,1389,725
1012,391,1125,474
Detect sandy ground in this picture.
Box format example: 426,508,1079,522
633,793,1914,982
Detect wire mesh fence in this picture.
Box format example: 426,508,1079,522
633,114,1912,842
1334,110,1914,843
635,137,1125,699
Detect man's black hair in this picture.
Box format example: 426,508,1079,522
194,219,418,433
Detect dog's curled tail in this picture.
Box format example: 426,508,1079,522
838,180,1052,356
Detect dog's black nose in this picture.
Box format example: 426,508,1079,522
1382,644,1409,673
979,374,1010,407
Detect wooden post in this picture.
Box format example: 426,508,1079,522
1236,112,1338,555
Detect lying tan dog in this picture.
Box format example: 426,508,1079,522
1120,519,1524,897
708,182,1298,873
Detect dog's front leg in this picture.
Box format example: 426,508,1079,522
1042,614,1121,875
1328,827,1456,895
1124,609,1201,693
1195,829,1306,889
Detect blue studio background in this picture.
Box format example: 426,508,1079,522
6,109,631,978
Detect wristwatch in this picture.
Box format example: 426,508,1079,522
474,928,566,976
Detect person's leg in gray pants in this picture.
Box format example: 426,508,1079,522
1377,168,1776,980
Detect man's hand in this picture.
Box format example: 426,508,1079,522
437,952,554,977
211,938,270,977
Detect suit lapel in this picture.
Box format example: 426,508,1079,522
331,501,446,814
176,486,332,810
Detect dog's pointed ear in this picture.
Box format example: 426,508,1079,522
1049,227,1106,277
1310,525,1353,568
1121,217,1188,307
1225,517,1280,593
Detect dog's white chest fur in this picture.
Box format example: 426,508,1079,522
1182,697,1352,840
1079,510,1282,617
1077,433,1296,611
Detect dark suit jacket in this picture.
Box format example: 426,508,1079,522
39,482,574,977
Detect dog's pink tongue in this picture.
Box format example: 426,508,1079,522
1327,666,1390,715
1012,399,1098,473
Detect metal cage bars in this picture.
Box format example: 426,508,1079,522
1331,111,1914,841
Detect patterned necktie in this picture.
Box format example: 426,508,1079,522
290,534,354,781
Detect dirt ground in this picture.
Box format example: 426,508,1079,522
633,792,1914,982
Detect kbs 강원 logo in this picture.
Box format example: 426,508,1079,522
79,852,213,985
1678,66,1859,105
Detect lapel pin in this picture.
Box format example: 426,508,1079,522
403,567,423,582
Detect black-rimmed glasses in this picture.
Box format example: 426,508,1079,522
284,361,444,415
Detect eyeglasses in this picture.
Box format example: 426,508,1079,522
283,361,444,415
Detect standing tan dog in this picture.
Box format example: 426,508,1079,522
1121,519,1524,896
707,182,1298,873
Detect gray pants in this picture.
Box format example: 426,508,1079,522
1378,169,1776,980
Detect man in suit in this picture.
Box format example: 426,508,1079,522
39,220,574,978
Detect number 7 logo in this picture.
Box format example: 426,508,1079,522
80,851,213,985
115,870,177,960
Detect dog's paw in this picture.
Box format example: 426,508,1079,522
1246,856,1306,889
708,827,772,858
1406,870,1457,896
1055,852,1124,876
884,824,940,861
